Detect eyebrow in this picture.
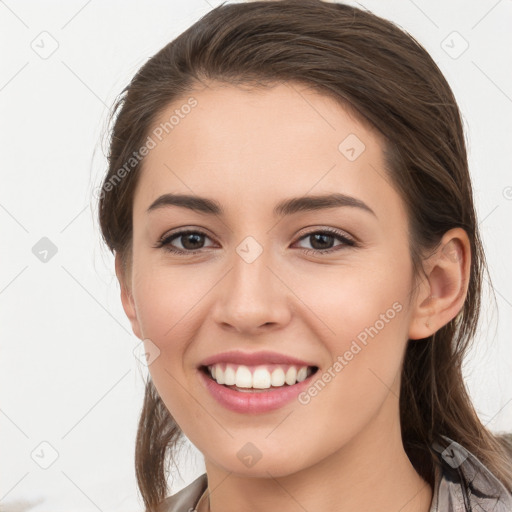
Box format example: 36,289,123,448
147,192,376,218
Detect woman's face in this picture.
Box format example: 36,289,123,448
120,81,425,476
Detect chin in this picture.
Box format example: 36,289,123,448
207,449,309,479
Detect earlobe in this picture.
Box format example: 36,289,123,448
408,228,471,340
114,252,143,340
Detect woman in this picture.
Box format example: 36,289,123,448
97,1,512,510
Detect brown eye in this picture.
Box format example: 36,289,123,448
308,233,336,250
294,229,356,255
156,230,215,255
177,232,206,250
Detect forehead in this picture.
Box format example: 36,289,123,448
133,82,401,222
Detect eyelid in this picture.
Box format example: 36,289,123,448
156,225,215,243
295,226,356,244
154,228,217,250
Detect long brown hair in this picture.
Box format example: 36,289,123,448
97,1,512,509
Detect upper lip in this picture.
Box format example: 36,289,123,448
199,350,318,368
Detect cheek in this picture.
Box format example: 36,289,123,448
130,262,218,416
131,261,212,343
293,255,411,342
293,257,411,401
288,275,410,465
131,264,204,425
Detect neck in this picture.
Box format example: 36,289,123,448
198,394,433,512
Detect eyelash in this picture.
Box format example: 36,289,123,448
154,227,357,256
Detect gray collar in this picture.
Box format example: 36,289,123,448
429,435,512,511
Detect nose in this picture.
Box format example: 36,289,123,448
210,246,292,335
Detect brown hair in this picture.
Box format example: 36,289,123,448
97,0,512,509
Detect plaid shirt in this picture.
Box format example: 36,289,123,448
430,436,512,511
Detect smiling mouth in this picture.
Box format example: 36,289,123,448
199,364,319,392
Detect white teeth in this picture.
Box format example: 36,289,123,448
271,367,286,387
296,367,308,382
223,365,236,385
215,366,225,385
207,364,314,389
235,366,253,388
252,367,271,389
285,367,297,385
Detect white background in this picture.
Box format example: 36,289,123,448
1,0,511,510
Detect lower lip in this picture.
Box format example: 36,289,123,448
198,368,317,414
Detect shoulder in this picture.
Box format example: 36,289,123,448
431,436,512,511
156,473,208,512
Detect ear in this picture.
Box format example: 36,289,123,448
115,252,143,340
408,227,471,340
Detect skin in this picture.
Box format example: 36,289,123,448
116,81,471,512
